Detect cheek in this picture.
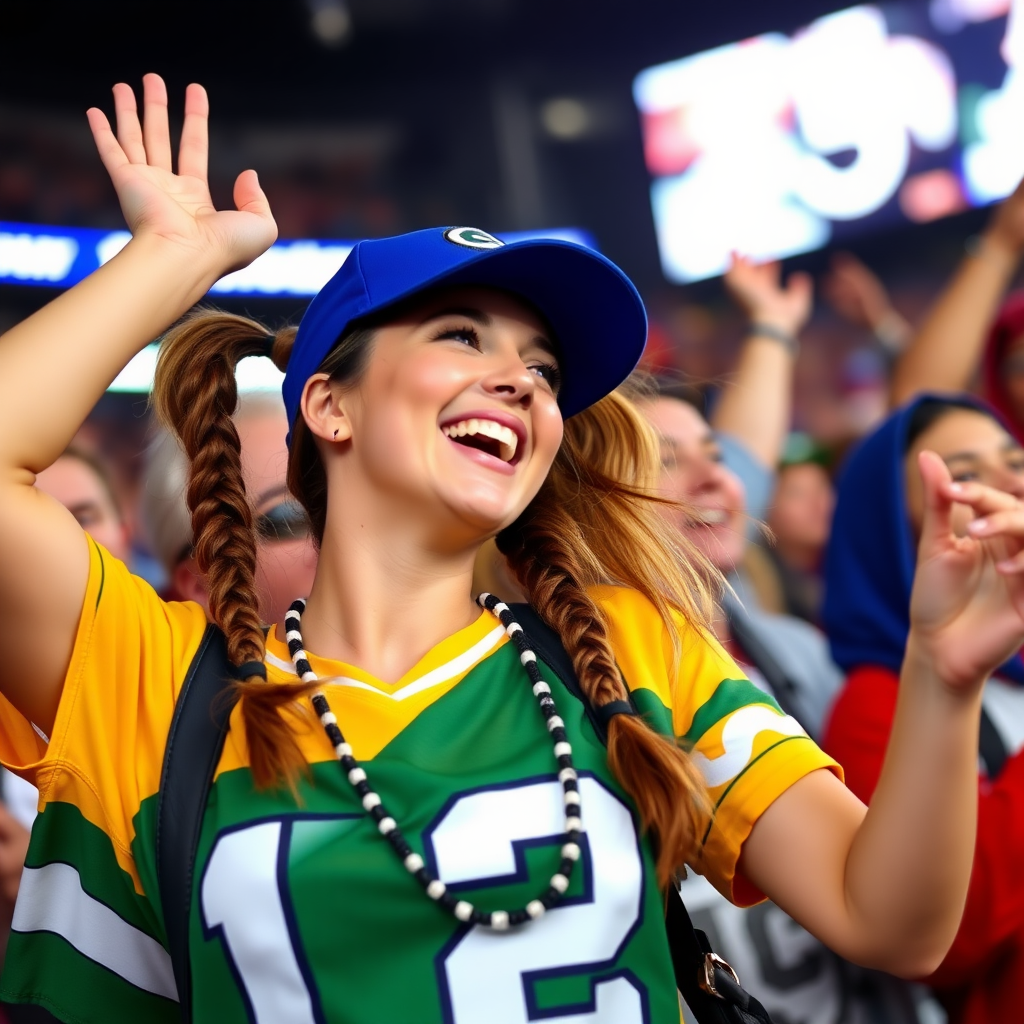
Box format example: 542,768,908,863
255,540,319,619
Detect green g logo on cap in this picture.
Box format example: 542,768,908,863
444,227,505,250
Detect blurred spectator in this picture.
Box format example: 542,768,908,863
890,172,1024,420
712,254,812,479
759,434,835,624
823,394,1024,1024
34,448,129,563
822,251,913,359
141,392,317,624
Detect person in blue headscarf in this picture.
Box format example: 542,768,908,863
823,392,1024,1024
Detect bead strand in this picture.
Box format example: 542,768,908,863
283,595,583,930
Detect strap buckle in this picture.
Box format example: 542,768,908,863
698,952,740,999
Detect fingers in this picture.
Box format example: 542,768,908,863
945,477,1024,516
142,73,173,173
917,450,956,556
178,83,210,181
233,170,277,231
112,82,147,164
100,76,207,179
786,270,813,302
86,106,129,178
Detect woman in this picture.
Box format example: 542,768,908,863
141,392,317,622
823,394,1024,1024
0,76,1015,1024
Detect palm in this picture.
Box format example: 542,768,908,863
725,256,812,334
88,76,276,272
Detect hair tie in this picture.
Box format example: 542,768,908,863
232,660,268,681
260,334,277,359
594,700,635,730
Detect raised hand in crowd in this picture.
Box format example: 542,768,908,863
712,254,812,470
821,251,911,354
891,169,1024,409
0,73,278,735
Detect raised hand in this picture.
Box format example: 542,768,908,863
86,74,277,274
724,254,813,338
910,450,1024,692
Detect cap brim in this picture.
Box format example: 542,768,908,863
393,238,647,418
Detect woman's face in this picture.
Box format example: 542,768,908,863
36,454,130,564
905,408,1024,537
642,396,747,572
319,286,564,547
768,462,834,556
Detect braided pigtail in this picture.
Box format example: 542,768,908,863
153,309,309,791
498,390,719,888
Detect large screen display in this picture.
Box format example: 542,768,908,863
634,0,1022,282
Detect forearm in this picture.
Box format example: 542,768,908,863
842,637,981,975
711,333,794,468
890,231,1019,407
0,234,221,476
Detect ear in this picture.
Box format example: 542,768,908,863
301,373,352,444
172,557,210,612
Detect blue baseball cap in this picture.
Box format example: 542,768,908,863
282,226,647,438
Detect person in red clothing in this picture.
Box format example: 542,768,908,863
822,393,1024,1024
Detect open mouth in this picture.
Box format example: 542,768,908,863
441,417,522,464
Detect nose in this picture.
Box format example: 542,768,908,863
480,351,537,408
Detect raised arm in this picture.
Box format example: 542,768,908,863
890,175,1024,407
711,255,812,468
738,452,1024,976
0,75,276,731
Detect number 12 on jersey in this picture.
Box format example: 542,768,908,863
201,776,649,1023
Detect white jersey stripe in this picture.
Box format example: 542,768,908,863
13,862,178,1001
265,625,506,702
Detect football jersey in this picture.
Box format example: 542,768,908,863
0,538,839,1024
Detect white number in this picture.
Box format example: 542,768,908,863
200,820,320,1024
428,776,647,1024
198,778,647,1024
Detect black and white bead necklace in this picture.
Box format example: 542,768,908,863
283,593,583,930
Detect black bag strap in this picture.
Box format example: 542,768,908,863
509,604,773,1024
155,624,239,1021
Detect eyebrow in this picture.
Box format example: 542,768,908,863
67,500,102,518
421,306,492,327
944,439,1024,464
255,484,292,508
422,306,557,359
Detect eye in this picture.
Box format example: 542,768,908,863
950,470,979,483
434,325,481,350
529,361,563,395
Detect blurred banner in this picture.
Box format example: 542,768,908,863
635,0,1021,282
0,223,596,393
0,222,597,296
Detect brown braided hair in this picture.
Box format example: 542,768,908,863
155,308,718,884
497,389,718,886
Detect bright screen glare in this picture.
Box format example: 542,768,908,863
634,0,1022,282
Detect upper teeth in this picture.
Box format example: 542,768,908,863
442,418,519,462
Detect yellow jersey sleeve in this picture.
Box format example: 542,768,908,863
0,535,208,887
591,585,843,907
